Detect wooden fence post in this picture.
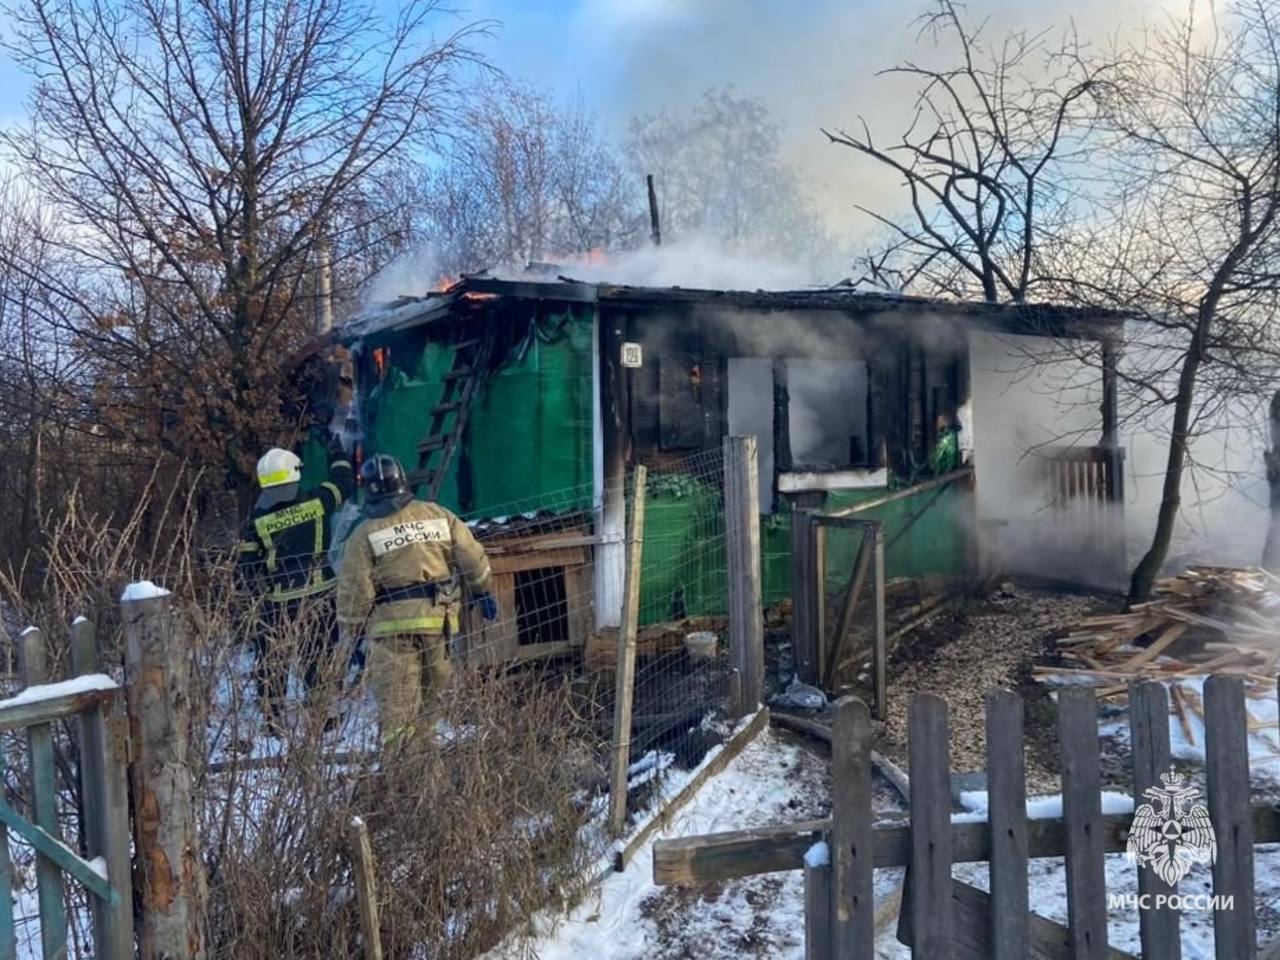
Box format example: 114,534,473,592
348,818,384,960
985,688,1028,960
608,466,647,838
804,845,832,960
1204,675,1256,960
1129,682,1180,960
791,511,818,684
871,523,886,722
71,618,134,960
1058,686,1108,960
122,585,207,960
831,696,874,958
20,627,68,960
908,693,953,959
724,436,764,716
0,736,13,959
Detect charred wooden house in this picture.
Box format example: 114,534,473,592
307,274,1126,664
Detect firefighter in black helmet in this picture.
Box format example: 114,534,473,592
337,454,497,744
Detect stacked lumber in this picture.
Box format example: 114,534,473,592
1036,566,1280,695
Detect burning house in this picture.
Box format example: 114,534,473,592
305,273,1128,665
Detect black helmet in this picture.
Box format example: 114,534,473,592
361,453,408,501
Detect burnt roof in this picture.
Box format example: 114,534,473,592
342,274,1129,342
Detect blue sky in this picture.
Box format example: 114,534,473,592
0,0,1179,231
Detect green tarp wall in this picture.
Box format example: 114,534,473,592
355,311,595,516
634,480,969,624
308,304,968,622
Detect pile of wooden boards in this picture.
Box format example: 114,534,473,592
1037,566,1280,697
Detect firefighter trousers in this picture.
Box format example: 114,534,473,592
252,592,341,722
366,632,453,741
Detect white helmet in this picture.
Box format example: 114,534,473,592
256,448,302,489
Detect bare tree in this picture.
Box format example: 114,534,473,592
628,87,835,273
1085,0,1280,598
418,79,640,277
1,0,484,488
823,1,1109,302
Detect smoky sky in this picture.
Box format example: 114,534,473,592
483,0,1195,242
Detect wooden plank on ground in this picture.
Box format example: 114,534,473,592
1128,682,1180,960
1118,622,1188,669
908,693,952,958
1204,675,1256,960
1058,686,1108,960
986,688,1028,960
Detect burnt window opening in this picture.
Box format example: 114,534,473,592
515,567,570,646
785,359,870,470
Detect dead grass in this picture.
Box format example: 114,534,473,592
0,477,612,959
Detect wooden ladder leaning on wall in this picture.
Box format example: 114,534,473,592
410,324,498,502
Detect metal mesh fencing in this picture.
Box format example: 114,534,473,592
190,444,739,958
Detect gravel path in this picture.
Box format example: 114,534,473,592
866,583,1113,793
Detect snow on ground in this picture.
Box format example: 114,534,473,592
499,714,1280,960
492,729,830,960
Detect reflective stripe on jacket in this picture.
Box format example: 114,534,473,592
236,457,355,603
337,498,491,638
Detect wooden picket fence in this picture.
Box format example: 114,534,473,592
0,620,133,959
654,678,1280,959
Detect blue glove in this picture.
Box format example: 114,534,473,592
474,592,498,622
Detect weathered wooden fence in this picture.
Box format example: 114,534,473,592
791,467,973,709
654,678,1280,959
0,621,133,960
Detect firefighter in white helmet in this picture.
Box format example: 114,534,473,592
337,453,496,745
236,440,354,734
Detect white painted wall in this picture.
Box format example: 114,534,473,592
968,330,1272,588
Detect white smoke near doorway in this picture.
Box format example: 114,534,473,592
968,330,1272,589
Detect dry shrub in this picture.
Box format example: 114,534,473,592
1,477,609,959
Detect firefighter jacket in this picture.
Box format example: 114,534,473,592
336,496,492,639
236,450,355,603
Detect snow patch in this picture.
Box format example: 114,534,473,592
0,674,117,710
803,841,830,868
121,580,171,602
86,856,108,882
953,790,1133,824
71,615,88,626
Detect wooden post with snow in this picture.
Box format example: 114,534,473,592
72,617,135,959
724,436,764,716
608,465,647,838
122,582,207,960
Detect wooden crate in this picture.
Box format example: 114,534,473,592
456,527,593,666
